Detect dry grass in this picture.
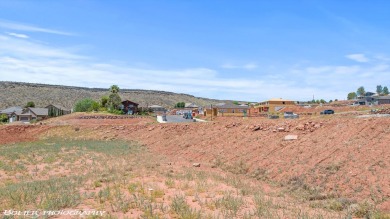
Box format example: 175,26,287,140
0,138,386,218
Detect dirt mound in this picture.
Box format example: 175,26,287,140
2,114,390,212
0,124,50,144
110,116,389,212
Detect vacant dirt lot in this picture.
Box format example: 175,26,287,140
1,112,389,218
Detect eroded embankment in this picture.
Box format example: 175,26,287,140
2,115,390,212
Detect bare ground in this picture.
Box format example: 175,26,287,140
0,112,389,218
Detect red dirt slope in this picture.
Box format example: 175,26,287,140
1,113,389,211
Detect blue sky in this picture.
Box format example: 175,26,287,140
0,0,389,102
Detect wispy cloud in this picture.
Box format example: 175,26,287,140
0,19,73,36
6,32,29,39
0,34,389,102
0,35,85,59
0,34,317,101
346,53,369,63
291,57,390,97
221,63,258,70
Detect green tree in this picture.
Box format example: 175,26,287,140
25,101,35,108
175,102,185,108
320,99,326,104
383,86,389,95
357,86,366,97
376,85,383,95
106,85,122,111
232,101,239,105
0,114,8,123
109,85,120,94
329,100,333,103
347,92,357,100
74,99,99,112
107,93,122,110
101,96,109,107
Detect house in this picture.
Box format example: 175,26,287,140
355,92,377,105
373,96,390,105
46,104,71,117
0,106,23,123
121,100,139,115
249,98,296,114
10,107,48,122
204,103,249,117
185,103,199,108
0,106,23,117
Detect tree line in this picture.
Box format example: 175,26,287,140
347,85,389,100
73,85,123,114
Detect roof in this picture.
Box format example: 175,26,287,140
185,103,198,108
121,100,139,105
28,108,48,116
46,104,70,111
12,110,30,116
374,96,390,100
0,106,23,114
207,102,249,109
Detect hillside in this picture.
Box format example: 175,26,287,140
1,113,389,217
0,81,227,109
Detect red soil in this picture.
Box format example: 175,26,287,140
1,112,389,212
0,124,50,145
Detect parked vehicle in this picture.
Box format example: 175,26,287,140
268,114,279,119
284,112,299,119
320,109,334,115
183,112,193,119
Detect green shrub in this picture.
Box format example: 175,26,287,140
0,114,8,123
107,93,121,110
108,108,123,115
73,98,99,112
90,101,100,111
25,101,35,108
101,96,109,107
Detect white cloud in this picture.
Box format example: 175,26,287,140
291,61,390,100
221,62,258,70
346,54,369,63
0,33,389,102
0,34,85,59
7,32,29,39
0,19,73,36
